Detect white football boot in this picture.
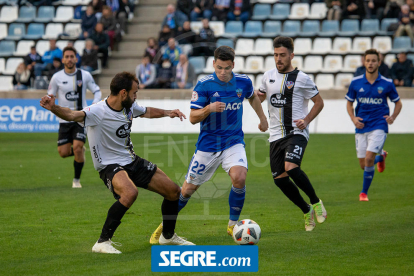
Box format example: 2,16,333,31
92,239,122,254
72,178,82,188
159,233,195,245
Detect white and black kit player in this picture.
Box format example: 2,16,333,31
257,36,327,231
47,46,102,188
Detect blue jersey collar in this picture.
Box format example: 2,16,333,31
363,72,382,84
213,72,236,85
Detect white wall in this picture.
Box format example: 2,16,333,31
131,99,414,134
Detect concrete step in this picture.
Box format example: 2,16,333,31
122,33,151,41
108,57,140,67
130,17,162,24
138,0,175,6
128,23,161,36
96,76,113,88
118,41,147,52
110,51,143,59
136,6,167,19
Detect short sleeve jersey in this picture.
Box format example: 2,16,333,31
190,72,254,152
259,68,319,142
80,99,147,172
345,73,400,134
48,69,101,123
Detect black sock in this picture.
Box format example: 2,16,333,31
74,160,84,179
98,201,129,242
287,167,319,205
161,198,179,239
274,176,310,214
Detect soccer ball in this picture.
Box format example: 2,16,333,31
232,219,261,245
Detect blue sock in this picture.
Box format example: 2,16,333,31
228,186,246,221
374,155,383,164
178,193,190,213
362,166,375,194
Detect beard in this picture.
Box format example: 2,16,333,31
121,97,134,109
366,67,378,74
277,63,290,73
65,63,75,70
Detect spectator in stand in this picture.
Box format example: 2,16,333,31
81,39,99,73
100,6,119,50
212,0,231,21
342,0,365,19
354,53,390,77
191,0,214,21
409,0,414,12
391,52,414,86
172,54,195,89
80,5,98,39
106,0,128,34
13,63,31,90
34,40,63,77
159,25,175,48
386,0,405,19
193,18,215,56
90,23,110,68
156,59,174,88
326,0,343,20
67,42,82,68
366,0,387,20
227,0,251,24
48,57,64,80
395,4,414,41
177,21,196,56
163,38,182,66
144,37,159,63
24,46,42,73
162,4,187,33
135,55,157,89
177,0,193,20
92,0,105,19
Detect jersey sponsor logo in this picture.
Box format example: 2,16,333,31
63,81,68,84
359,88,365,92
378,87,384,94
65,91,79,101
225,102,242,110
358,97,383,104
272,172,277,177
191,91,198,102
236,88,243,98
77,80,82,87
269,79,275,83
213,92,220,97
285,81,294,89
270,93,287,108
92,146,102,163
116,123,131,138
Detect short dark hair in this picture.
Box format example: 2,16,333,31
214,46,235,62
364,49,380,61
62,46,77,57
110,71,139,96
273,36,294,53
31,46,36,50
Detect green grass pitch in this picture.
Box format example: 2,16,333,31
0,133,413,275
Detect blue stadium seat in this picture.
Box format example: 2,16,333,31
189,56,205,75
24,23,45,40
300,20,319,36
407,54,414,64
320,20,339,36
252,4,271,20
338,19,359,36
6,23,25,40
243,21,262,37
270,4,290,20
281,21,301,37
16,6,36,23
223,21,243,37
0,41,16,57
360,19,379,36
392,37,412,53
74,6,85,20
263,21,281,37
216,38,234,48
380,18,398,35
35,6,55,23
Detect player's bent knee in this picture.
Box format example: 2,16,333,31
232,176,246,188
166,185,181,201
73,146,83,157
58,149,71,158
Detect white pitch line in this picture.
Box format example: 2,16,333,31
136,139,198,147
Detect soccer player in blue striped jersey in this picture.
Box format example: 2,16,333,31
150,46,269,243
346,49,402,201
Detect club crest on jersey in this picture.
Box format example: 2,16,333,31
285,81,294,89
127,111,133,121
236,88,243,98
189,173,196,180
191,91,198,102
77,80,82,87
378,86,384,94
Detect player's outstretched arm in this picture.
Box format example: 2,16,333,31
141,107,186,121
40,95,85,122
295,94,324,130
384,100,402,125
248,91,268,132
189,101,226,124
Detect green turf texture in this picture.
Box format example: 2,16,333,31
0,133,413,276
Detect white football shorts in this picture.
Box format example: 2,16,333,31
185,143,248,185
355,129,387,158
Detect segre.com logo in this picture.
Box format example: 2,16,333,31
151,246,258,272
